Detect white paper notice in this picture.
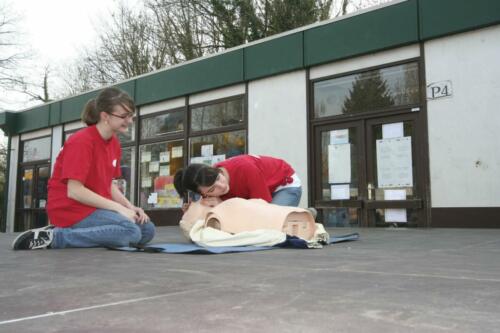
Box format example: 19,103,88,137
147,192,158,204
141,177,152,188
328,144,351,184
376,137,413,188
382,123,404,139
141,151,151,163
149,161,160,173
159,165,170,176
384,189,406,200
330,129,349,144
171,146,183,158
159,152,170,163
212,154,226,165
201,144,214,157
331,184,350,200
385,209,407,222
384,189,407,222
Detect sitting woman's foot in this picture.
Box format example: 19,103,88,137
12,226,54,250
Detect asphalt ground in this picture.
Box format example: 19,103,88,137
1,226,499,333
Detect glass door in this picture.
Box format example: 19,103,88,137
365,113,424,227
313,113,426,227
16,164,50,231
314,120,365,227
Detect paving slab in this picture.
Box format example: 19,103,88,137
1,227,499,332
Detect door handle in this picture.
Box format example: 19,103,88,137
367,183,374,200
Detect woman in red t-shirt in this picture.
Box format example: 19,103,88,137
174,154,302,208
12,88,155,250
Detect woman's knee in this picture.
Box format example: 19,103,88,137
139,221,156,245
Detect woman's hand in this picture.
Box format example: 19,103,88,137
131,206,149,224
117,206,138,222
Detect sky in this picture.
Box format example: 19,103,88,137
1,0,140,111
0,0,139,141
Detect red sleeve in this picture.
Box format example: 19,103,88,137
61,140,93,184
242,164,273,202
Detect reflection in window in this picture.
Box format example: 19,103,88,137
140,110,184,140
189,130,246,165
314,62,420,118
191,98,244,132
117,118,136,143
114,146,135,201
22,137,51,162
139,140,184,209
322,208,359,227
22,168,34,209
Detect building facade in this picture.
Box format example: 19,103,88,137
1,0,500,232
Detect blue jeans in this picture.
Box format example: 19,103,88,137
271,186,302,207
51,209,156,249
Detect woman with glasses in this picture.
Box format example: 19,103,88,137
13,87,155,250
174,155,303,209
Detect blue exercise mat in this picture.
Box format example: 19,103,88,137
111,233,360,254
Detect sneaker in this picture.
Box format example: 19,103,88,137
307,207,318,220
12,226,54,250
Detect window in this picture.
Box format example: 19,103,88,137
114,146,135,202
138,140,184,209
191,98,244,132
190,130,246,164
314,62,420,118
140,110,184,140
22,137,51,162
189,96,246,165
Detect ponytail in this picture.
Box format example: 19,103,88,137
80,87,135,126
81,98,99,125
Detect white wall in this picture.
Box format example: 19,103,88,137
248,70,308,207
425,25,500,207
6,136,19,232
51,126,63,173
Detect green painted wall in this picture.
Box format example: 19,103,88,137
244,32,303,81
419,0,500,40
15,105,50,134
136,50,244,105
49,102,61,126
304,0,419,66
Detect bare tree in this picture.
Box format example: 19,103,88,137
61,0,393,93
0,2,28,94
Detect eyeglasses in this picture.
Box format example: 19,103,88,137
109,112,134,120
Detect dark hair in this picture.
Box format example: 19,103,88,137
81,87,135,126
173,164,221,199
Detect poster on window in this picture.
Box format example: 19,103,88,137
328,144,351,184
376,137,413,188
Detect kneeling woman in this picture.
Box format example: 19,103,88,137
174,154,302,207
13,88,155,250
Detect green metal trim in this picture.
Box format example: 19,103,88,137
244,32,304,81
419,0,500,40
136,49,244,105
304,0,419,66
49,102,61,126
60,90,98,123
60,82,136,124
16,105,50,134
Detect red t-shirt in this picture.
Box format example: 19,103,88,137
215,155,294,202
47,125,122,227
